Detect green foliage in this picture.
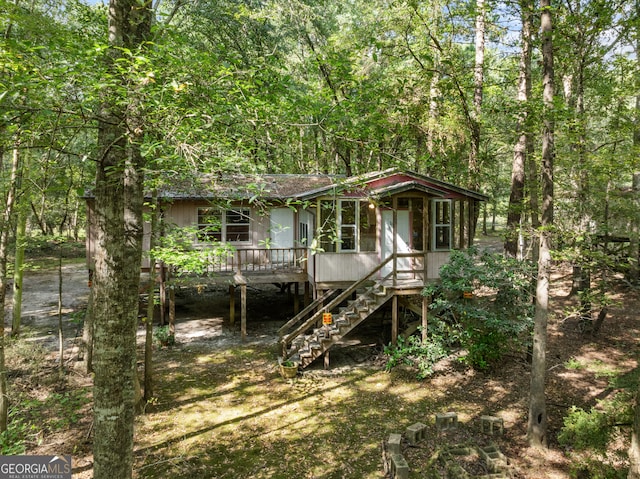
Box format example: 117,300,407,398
151,224,235,276
0,411,32,455
3,385,91,455
424,247,535,370
154,325,175,347
568,459,626,479
559,385,634,453
384,330,448,379
559,406,613,452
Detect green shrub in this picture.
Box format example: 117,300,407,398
0,413,32,455
424,247,535,370
384,330,448,379
154,325,175,347
558,406,612,451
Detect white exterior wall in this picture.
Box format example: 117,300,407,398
314,252,380,283
426,252,449,279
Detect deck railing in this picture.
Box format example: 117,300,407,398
203,247,308,274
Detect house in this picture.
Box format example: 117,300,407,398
85,168,487,368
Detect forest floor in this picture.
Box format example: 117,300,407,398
5,238,640,479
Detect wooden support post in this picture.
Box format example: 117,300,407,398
422,294,429,343
159,264,166,326
459,200,465,249
241,284,247,341
392,294,398,345
393,203,398,284
169,285,175,336
324,350,330,369
294,282,300,315
304,282,310,307
229,284,235,325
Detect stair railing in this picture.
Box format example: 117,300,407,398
280,254,397,358
278,288,339,338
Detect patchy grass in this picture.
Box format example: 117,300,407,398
134,346,434,478
7,259,640,479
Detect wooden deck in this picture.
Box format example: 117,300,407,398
166,247,309,286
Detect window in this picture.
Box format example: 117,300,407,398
197,207,250,243
319,200,337,252
317,200,377,253
432,199,451,251
339,200,357,251
298,222,309,246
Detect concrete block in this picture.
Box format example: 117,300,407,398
435,411,458,431
388,433,402,455
390,453,409,479
405,422,427,444
479,445,507,473
480,415,504,435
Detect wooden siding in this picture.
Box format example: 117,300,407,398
314,252,380,283
426,252,449,278
164,201,269,248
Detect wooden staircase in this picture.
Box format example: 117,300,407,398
279,256,397,369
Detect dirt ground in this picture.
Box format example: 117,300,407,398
6,257,640,478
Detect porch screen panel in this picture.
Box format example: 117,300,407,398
340,200,356,251
359,201,376,252
319,200,336,253
433,199,452,251
412,198,424,251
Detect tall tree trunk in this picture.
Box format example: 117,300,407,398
505,0,533,258
630,385,640,479
0,145,21,433
92,1,151,478
630,173,640,283
629,9,640,470
57,243,64,378
630,15,640,283
83,280,94,373
528,0,555,449
144,194,159,404
469,0,485,192
11,193,27,337
426,0,442,166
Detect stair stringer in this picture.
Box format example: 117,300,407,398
290,284,394,368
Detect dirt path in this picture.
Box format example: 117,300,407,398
8,262,90,350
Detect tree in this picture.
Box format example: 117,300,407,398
0,146,21,433
528,0,556,448
91,0,152,477
505,0,534,258
470,0,486,192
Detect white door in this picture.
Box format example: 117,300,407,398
270,208,295,264
382,210,411,277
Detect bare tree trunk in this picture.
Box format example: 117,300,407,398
630,385,640,479
528,0,555,449
144,194,159,404
92,1,151,478
11,195,27,337
629,7,640,467
0,145,21,433
426,0,441,165
469,0,485,192
82,280,94,373
630,173,640,283
505,0,532,258
57,244,64,378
